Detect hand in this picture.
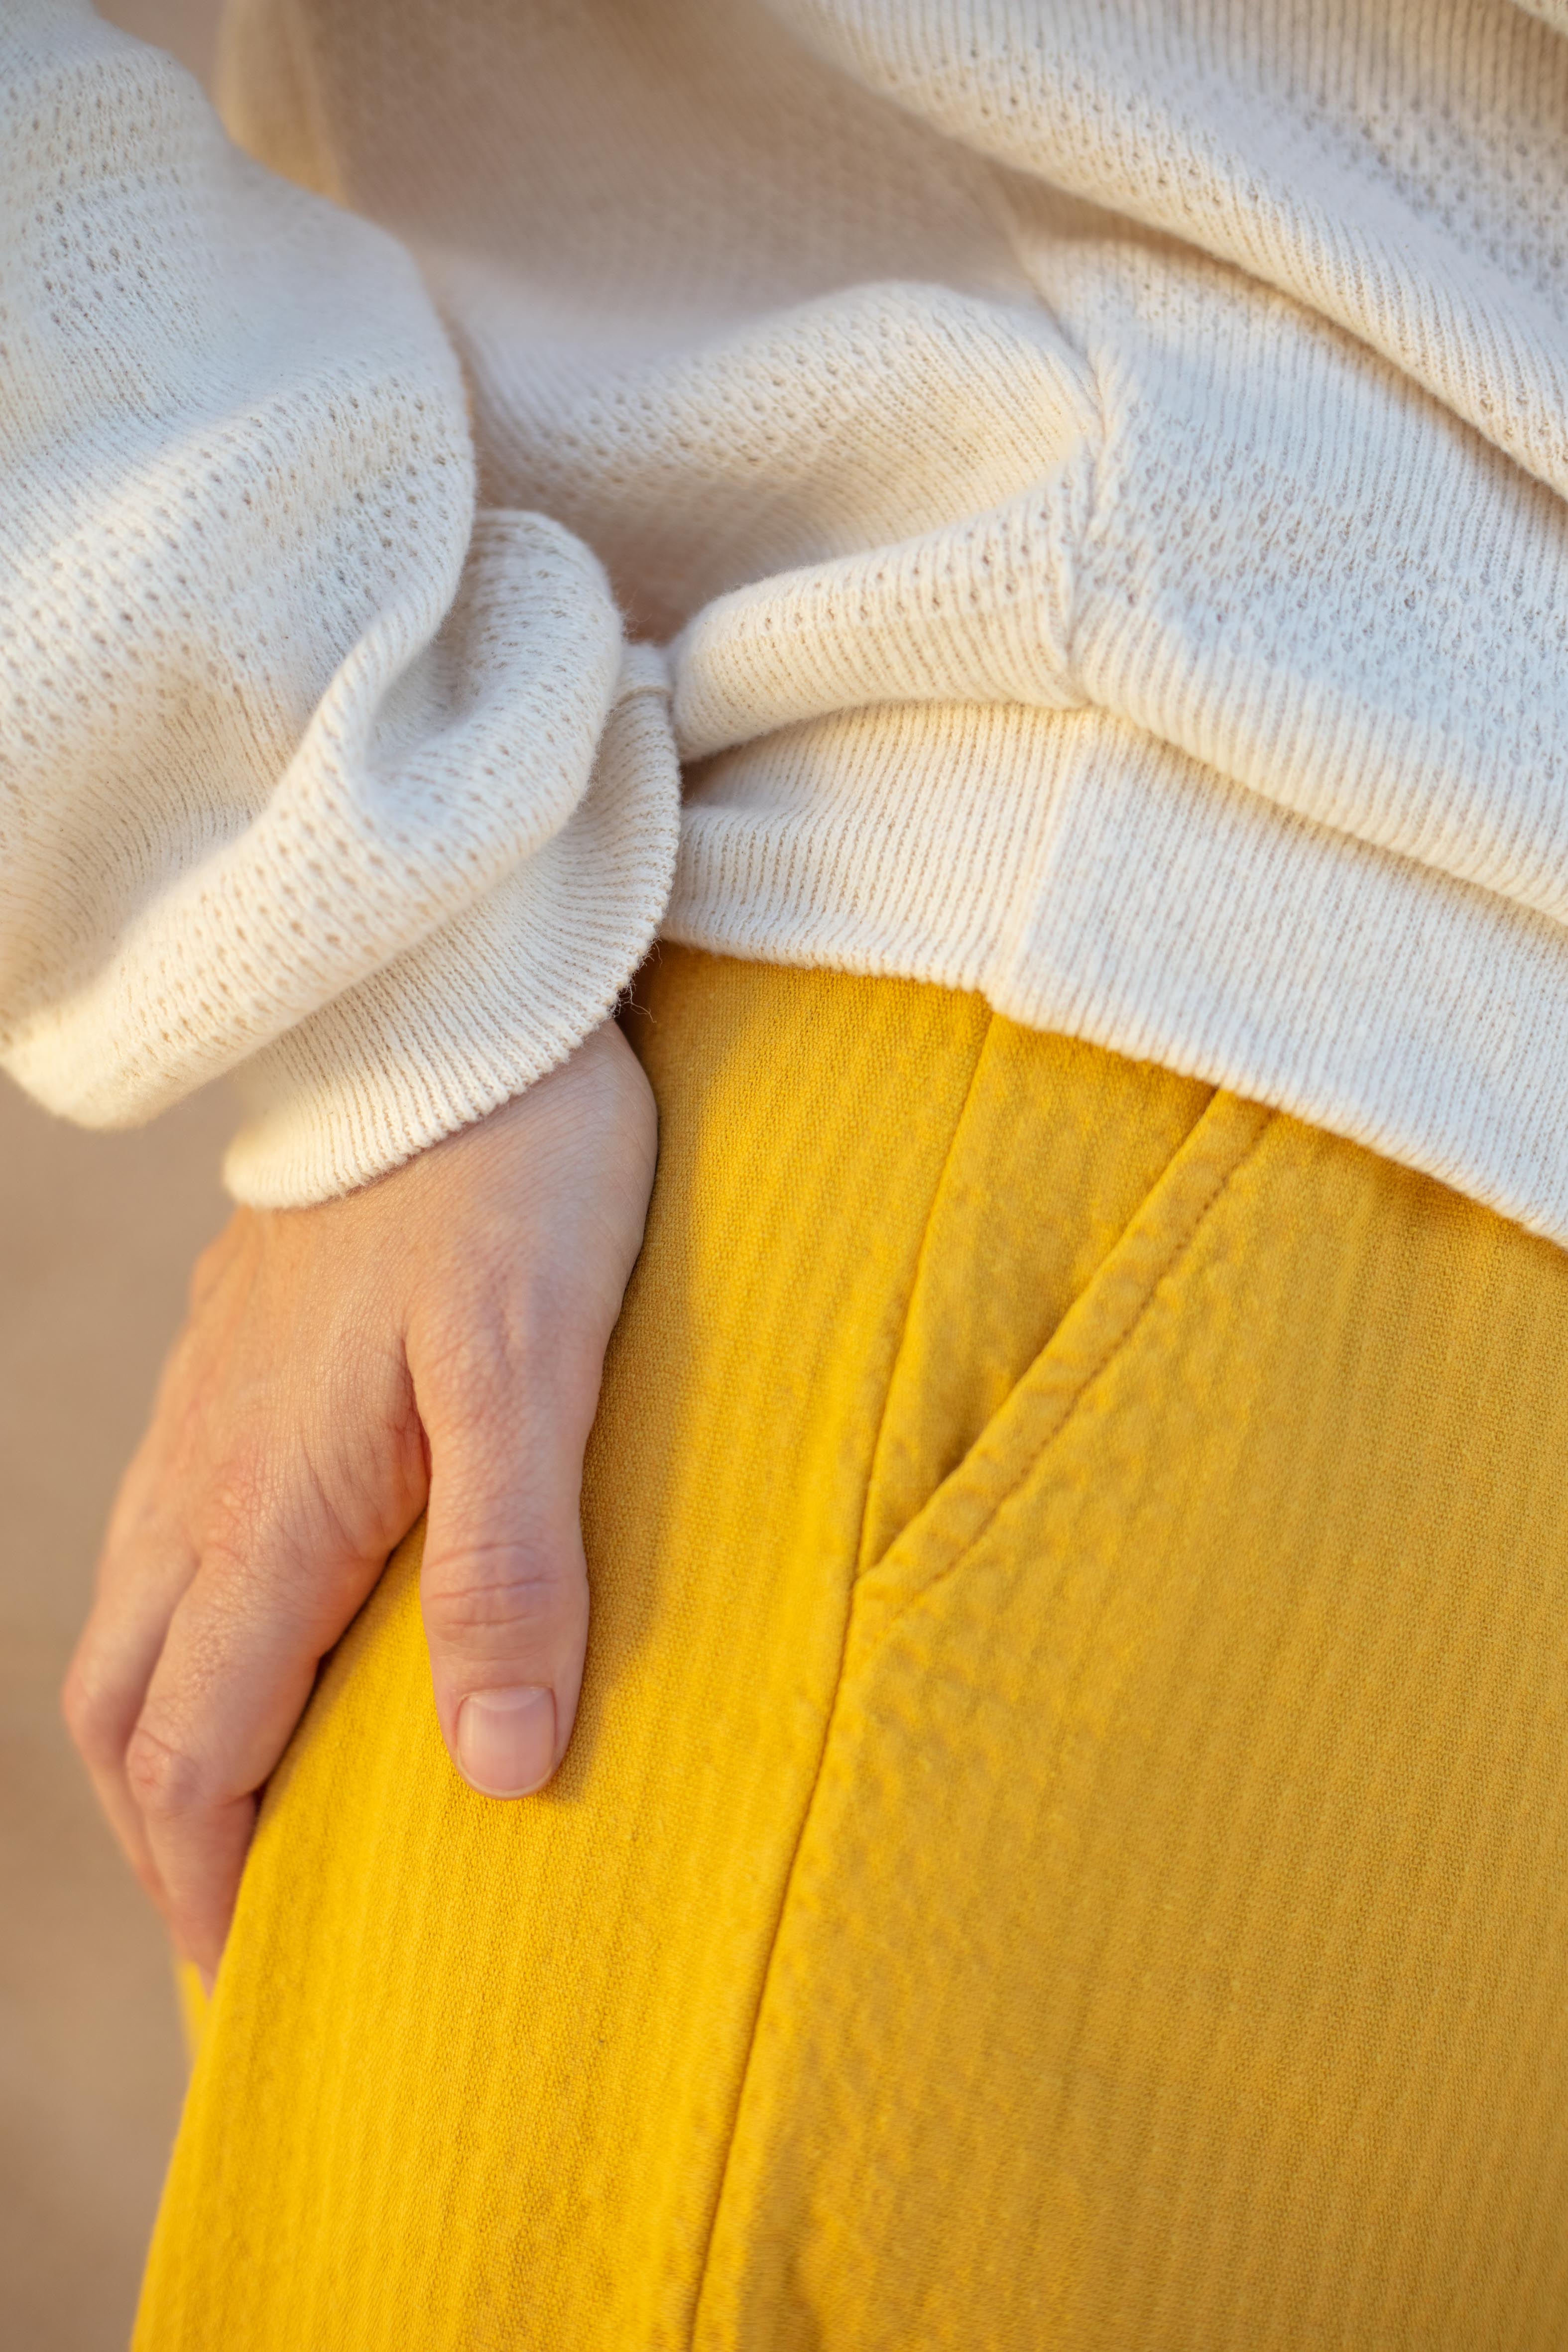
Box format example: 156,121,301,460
62,1020,656,1981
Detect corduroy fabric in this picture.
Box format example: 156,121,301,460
140,948,1568,2348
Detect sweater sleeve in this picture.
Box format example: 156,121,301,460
0,0,680,1205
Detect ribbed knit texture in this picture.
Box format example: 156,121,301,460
139,949,1568,2347
8,1,1568,1220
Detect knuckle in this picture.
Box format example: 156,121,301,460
123,1722,211,1822
420,1279,575,1400
420,1330,525,1424
424,1543,582,1647
195,1449,274,1547
61,1657,127,1767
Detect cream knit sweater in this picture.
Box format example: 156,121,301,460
7,1,1568,1236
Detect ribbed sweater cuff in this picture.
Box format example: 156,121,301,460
222,667,679,1206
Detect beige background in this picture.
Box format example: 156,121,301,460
4,6,228,2346
1,1087,230,2351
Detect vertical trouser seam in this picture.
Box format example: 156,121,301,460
685,1014,996,2347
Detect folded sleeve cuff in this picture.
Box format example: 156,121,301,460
221,657,679,1205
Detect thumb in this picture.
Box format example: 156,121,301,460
415,1310,602,1800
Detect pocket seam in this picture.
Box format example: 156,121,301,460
851,1094,1277,1649
853,1012,1000,1578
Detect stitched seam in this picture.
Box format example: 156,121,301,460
854,1015,998,1579
685,1012,997,2343
862,1068,1223,1581
869,1105,1277,1645
688,1100,1272,2338
1061,348,1112,695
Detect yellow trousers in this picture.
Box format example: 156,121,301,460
139,949,1568,2349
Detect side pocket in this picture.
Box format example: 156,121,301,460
850,1089,1274,1654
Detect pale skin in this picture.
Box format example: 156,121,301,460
61,1020,656,1983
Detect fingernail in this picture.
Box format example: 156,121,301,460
456,1686,557,1797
